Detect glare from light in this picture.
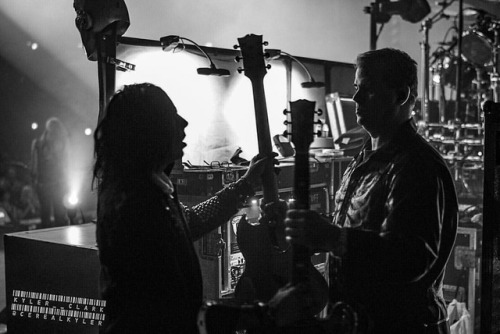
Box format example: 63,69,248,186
115,47,287,165
84,128,92,136
68,194,79,206
205,42,213,47
31,42,38,50
66,226,83,245
31,122,38,130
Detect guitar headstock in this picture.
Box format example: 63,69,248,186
286,100,321,154
236,34,268,82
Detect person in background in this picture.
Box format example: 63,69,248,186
17,184,40,220
283,48,458,333
93,83,273,334
0,187,17,225
30,117,70,228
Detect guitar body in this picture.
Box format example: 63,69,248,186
236,217,289,301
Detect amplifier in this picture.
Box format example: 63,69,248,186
174,160,336,300
4,224,101,334
170,166,247,197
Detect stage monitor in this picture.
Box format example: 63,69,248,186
325,92,358,141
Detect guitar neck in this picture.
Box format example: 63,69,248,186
288,99,317,285
293,152,310,210
251,79,279,204
291,151,311,284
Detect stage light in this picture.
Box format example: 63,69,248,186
160,35,231,76
27,41,38,50
64,192,79,209
432,73,441,84
84,128,92,136
31,122,38,130
378,0,431,23
64,192,80,225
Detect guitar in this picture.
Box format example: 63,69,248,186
234,33,289,302
197,98,361,334
287,100,324,286
234,33,327,315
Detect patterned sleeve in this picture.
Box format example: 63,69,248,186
182,178,255,241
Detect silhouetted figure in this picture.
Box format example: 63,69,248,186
31,117,69,228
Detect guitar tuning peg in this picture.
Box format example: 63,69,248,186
283,130,289,137
316,130,322,137
283,109,289,115
234,56,242,62
263,41,269,46
233,44,240,49
283,120,290,125
316,108,323,116
264,52,270,58
315,120,323,125
266,64,271,69
237,68,244,73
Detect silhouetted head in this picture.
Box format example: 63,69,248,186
93,83,188,187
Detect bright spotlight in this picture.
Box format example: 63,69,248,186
84,128,92,136
68,194,79,206
64,192,79,209
31,122,38,130
31,42,38,50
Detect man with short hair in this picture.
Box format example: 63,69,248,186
284,48,458,333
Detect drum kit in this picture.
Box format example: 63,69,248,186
425,10,500,201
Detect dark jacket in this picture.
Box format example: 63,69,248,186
96,178,253,334
330,120,458,333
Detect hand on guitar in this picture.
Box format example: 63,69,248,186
239,152,279,188
261,199,288,225
285,209,341,253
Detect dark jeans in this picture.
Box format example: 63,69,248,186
36,183,67,228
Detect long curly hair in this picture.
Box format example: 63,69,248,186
92,83,178,190
40,117,70,158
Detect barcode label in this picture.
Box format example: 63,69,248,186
10,290,105,326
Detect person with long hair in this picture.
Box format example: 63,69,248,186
30,117,70,228
93,83,271,333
